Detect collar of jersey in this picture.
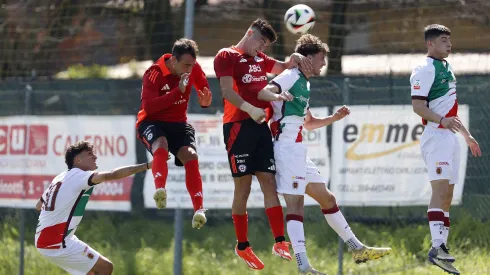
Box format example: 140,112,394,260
231,46,246,55
155,53,172,76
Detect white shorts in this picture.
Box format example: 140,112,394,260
36,235,100,275
274,142,325,195
420,127,460,184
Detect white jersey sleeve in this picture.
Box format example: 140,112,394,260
410,64,435,99
71,169,96,191
270,68,300,93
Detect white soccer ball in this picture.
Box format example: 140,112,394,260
284,4,316,35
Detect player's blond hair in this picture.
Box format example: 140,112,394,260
294,34,329,57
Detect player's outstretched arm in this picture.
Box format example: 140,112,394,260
270,53,312,75
90,161,152,185
257,84,293,102
219,76,265,122
304,106,350,131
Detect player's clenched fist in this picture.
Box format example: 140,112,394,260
440,116,462,133
198,87,212,107
333,105,350,121
179,73,190,93
240,101,266,123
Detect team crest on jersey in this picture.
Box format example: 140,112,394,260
436,167,442,175
88,253,94,259
293,181,298,189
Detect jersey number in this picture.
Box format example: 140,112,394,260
43,182,62,211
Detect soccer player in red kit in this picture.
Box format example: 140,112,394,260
213,18,312,270
136,38,212,229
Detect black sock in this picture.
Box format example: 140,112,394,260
275,236,286,243
237,241,250,250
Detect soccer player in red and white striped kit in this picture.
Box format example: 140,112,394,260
136,38,212,229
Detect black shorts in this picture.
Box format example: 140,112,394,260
138,121,196,167
223,118,276,177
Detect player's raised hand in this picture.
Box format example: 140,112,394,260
198,87,212,107
289,53,313,72
277,91,294,101
333,105,350,121
465,135,482,157
179,73,190,93
441,117,462,133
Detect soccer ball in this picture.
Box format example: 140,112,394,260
284,4,316,35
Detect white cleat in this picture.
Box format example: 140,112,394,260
192,209,207,229
153,188,167,209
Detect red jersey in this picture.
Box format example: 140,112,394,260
213,47,276,123
136,53,210,127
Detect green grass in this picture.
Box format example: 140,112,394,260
1,211,489,275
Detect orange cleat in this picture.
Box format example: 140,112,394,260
272,241,292,261
235,245,265,270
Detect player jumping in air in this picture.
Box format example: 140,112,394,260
213,18,312,270
35,141,151,275
410,24,482,275
136,38,212,229
258,34,392,275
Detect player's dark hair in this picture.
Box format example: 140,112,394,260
294,34,329,57
250,18,277,43
65,141,93,169
424,24,451,41
172,38,199,61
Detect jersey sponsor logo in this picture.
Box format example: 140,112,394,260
173,98,187,105
297,95,308,103
292,176,306,180
248,64,262,73
343,123,424,160
254,56,264,62
413,79,420,90
436,161,449,166
241,74,267,84
0,124,48,155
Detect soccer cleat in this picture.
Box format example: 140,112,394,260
192,209,207,229
428,244,455,263
352,246,392,264
235,245,265,270
272,241,293,260
298,266,328,275
153,188,167,209
429,257,460,275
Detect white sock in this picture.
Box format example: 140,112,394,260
287,220,307,254
287,218,310,271
443,212,450,245
428,208,445,248
323,206,364,250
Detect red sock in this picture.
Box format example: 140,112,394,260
232,213,248,243
184,159,203,211
265,206,285,240
152,148,168,189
